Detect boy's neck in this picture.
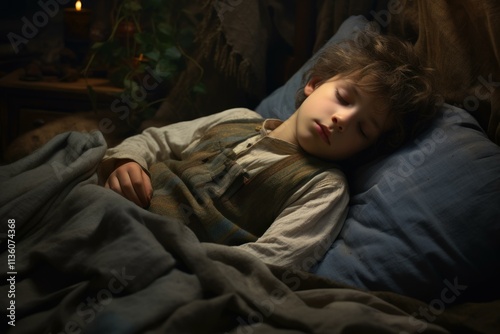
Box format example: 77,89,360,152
268,113,299,146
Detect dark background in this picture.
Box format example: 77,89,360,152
0,0,94,74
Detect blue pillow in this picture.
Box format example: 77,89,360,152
313,104,500,301
256,15,500,301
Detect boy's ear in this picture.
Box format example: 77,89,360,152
304,77,322,96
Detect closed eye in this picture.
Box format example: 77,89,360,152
335,89,349,106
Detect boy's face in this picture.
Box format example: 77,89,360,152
293,76,394,161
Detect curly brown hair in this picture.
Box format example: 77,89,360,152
296,31,440,153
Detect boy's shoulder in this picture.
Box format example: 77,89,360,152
214,108,264,121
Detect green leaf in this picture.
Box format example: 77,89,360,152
90,42,104,50
155,59,176,79
144,50,160,62
192,83,206,94
164,47,181,60
157,22,173,36
134,33,154,48
124,78,140,92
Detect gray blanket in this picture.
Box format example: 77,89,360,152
0,131,495,333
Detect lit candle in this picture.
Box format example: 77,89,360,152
64,1,91,42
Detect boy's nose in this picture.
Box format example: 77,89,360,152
331,109,355,132
332,115,348,132
332,116,343,132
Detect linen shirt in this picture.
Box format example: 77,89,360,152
100,108,349,270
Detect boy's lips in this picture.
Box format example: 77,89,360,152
315,122,331,145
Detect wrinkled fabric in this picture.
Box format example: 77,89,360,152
0,132,461,333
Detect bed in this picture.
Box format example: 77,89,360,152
1,1,500,333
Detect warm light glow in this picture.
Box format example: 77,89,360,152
75,0,82,11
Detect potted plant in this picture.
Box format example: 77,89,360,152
83,0,203,129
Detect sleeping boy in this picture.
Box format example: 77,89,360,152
98,31,438,270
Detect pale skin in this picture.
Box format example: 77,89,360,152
104,158,153,208
270,75,394,160
105,75,394,208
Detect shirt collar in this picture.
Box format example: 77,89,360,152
260,119,283,135
255,119,300,153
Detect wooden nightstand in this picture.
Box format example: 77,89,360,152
0,69,123,160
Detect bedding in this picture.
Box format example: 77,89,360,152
1,129,499,334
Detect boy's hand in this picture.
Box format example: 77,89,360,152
105,160,152,208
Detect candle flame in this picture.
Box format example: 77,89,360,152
75,0,82,11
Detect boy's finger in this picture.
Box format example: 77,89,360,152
141,172,153,207
127,167,150,208
118,170,144,207
105,176,123,196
